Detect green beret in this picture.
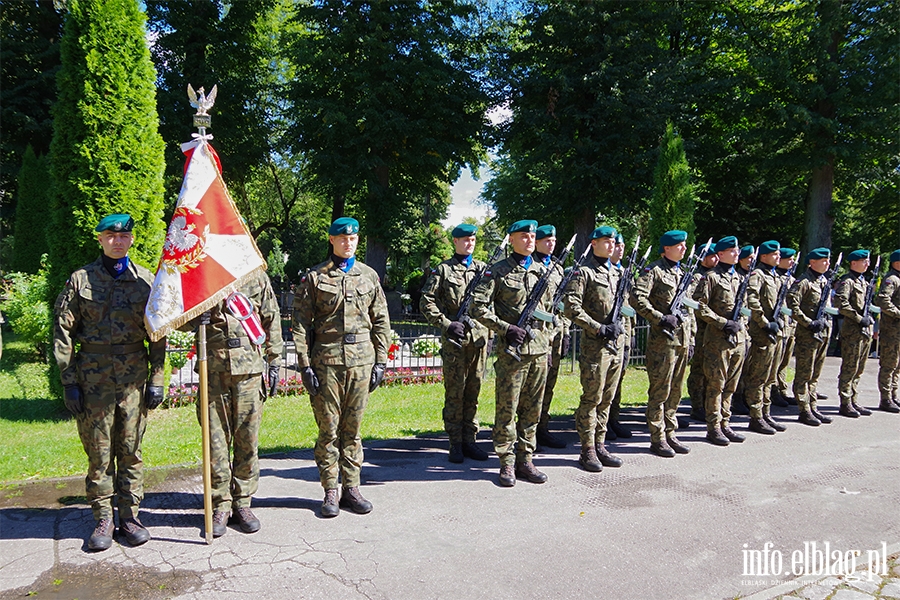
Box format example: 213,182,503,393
507,220,538,234
714,236,738,253
739,245,755,260
535,225,556,239
807,247,831,261
758,240,780,255
591,226,617,240
891,249,900,263
329,217,359,236
95,214,134,233
659,230,687,252
614,233,624,244
451,223,478,238
780,248,797,259
847,249,869,262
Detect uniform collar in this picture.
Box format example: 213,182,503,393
453,253,473,267
511,252,533,269
331,255,355,273
533,251,552,266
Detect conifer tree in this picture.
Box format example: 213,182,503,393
648,122,697,252
12,146,50,274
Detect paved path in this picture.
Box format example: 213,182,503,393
2,357,898,599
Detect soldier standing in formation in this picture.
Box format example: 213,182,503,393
835,249,876,417
183,269,283,537
53,214,165,551
686,250,719,423
564,226,625,471
787,247,835,426
472,220,552,487
630,230,692,458
743,240,787,434
874,250,900,413
533,224,570,449
693,236,747,446
419,223,491,463
607,233,633,440
293,217,391,516
772,248,799,408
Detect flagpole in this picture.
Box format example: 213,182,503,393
198,314,213,544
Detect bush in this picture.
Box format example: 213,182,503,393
411,335,441,358
166,330,196,371
1,264,51,359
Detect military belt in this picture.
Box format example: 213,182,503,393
79,342,145,355
317,331,370,344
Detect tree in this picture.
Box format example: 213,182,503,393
647,122,697,250
286,0,490,279
48,0,167,294
12,146,50,274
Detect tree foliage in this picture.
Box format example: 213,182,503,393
12,146,51,274
647,122,697,250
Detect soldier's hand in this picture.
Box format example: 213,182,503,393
144,385,165,410
808,319,826,333
267,364,280,397
722,320,742,335
63,384,85,415
446,321,466,341
369,363,386,392
763,321,781,335
505,325,527,346
659,314,680,330
860,315,875,327
561,333,571,357
301,367,320,396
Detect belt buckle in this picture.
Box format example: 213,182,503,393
226,338,242,349
344,333,357,344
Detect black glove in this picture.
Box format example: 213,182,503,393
597,321,623,340
659,314,680,330
301,366,320,396
63,384,85,415
369,363,386,392
144,385,165,410
505,325,527,346
687,344,695,362
722,320,742,335
859,315,875,327
808,319,826,333
268,364,280,397
763,321,781,335
561,334,571,357
446,321,466,340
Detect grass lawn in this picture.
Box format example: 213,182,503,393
2,331,654,483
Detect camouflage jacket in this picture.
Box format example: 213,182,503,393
787,269,831,334
54,257,165,387
693,263,746,342
293,258,390,368
835,271,869,333
630,257,691,346
471,254,553,356
776,267,797,334
564,254,620,355
746,264,784,342
541,258,571,341
875,270,900,323
419,255,489,347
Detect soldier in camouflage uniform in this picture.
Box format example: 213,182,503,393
534,224,570,449
419,223,490,463
692,236,748,446
293,217,391,517
874,250,900,412
835,249,877,417
472,219,552,487
608,233,633,440
787,247,834,426
183,268,282,537
743,240,787,435
686,252,719,422
731,245,756,416
773,249,799,407
630,230,692,458
564,226,625,471
53,214,165,551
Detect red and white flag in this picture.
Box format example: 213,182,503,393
145,139,266,341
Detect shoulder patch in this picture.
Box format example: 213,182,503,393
484,270,492,278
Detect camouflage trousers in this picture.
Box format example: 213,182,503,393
76,380,147,521
645,332,688,443
540,332,564,429
776,327,796,396
576,346,622,447
744,338,779,419
310,363,371,489
198,371,265,511
877,321,900,402
838,328,872,405
493,351,547,466
792,330,829,410
702,331,745,428
610,341,631,423
441,341,487,443
686,322,709,415
734,336,752,399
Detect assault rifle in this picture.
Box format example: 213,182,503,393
768,251,801,343
861,255,882,337
447,234,509,348
662,238,714,340
726,254,757,346
812,252,843,343
608,237,652,351
505,234,577,361
548,243,593,318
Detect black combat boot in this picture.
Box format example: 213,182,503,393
706,426,730,446
211,511,229,537
578,446,602,473
798,409,821,426
666,436,690,454
816,392,829,400
498,465,516,487
88,518,114,551
595,444,623,467
321,489,339,518
749,417,776,435
763,407,787,432
461,441,489,461
515,461,548,483
537,427,566,449
851,400,871,416
340,486,373,514
721,424,745,443
233,508,260,533
838,402,860,418
770,386,789,407
650,439,675,458
119,517,151,546
811,404,832,423
448,443,464,464
609,420,632,439
879,399,900,413
731,394,750,415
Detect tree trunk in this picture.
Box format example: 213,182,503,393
803,157,835,255
366,237,389,282
327,193,346,259
573,206,595,259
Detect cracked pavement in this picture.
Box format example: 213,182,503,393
1,356,898,599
